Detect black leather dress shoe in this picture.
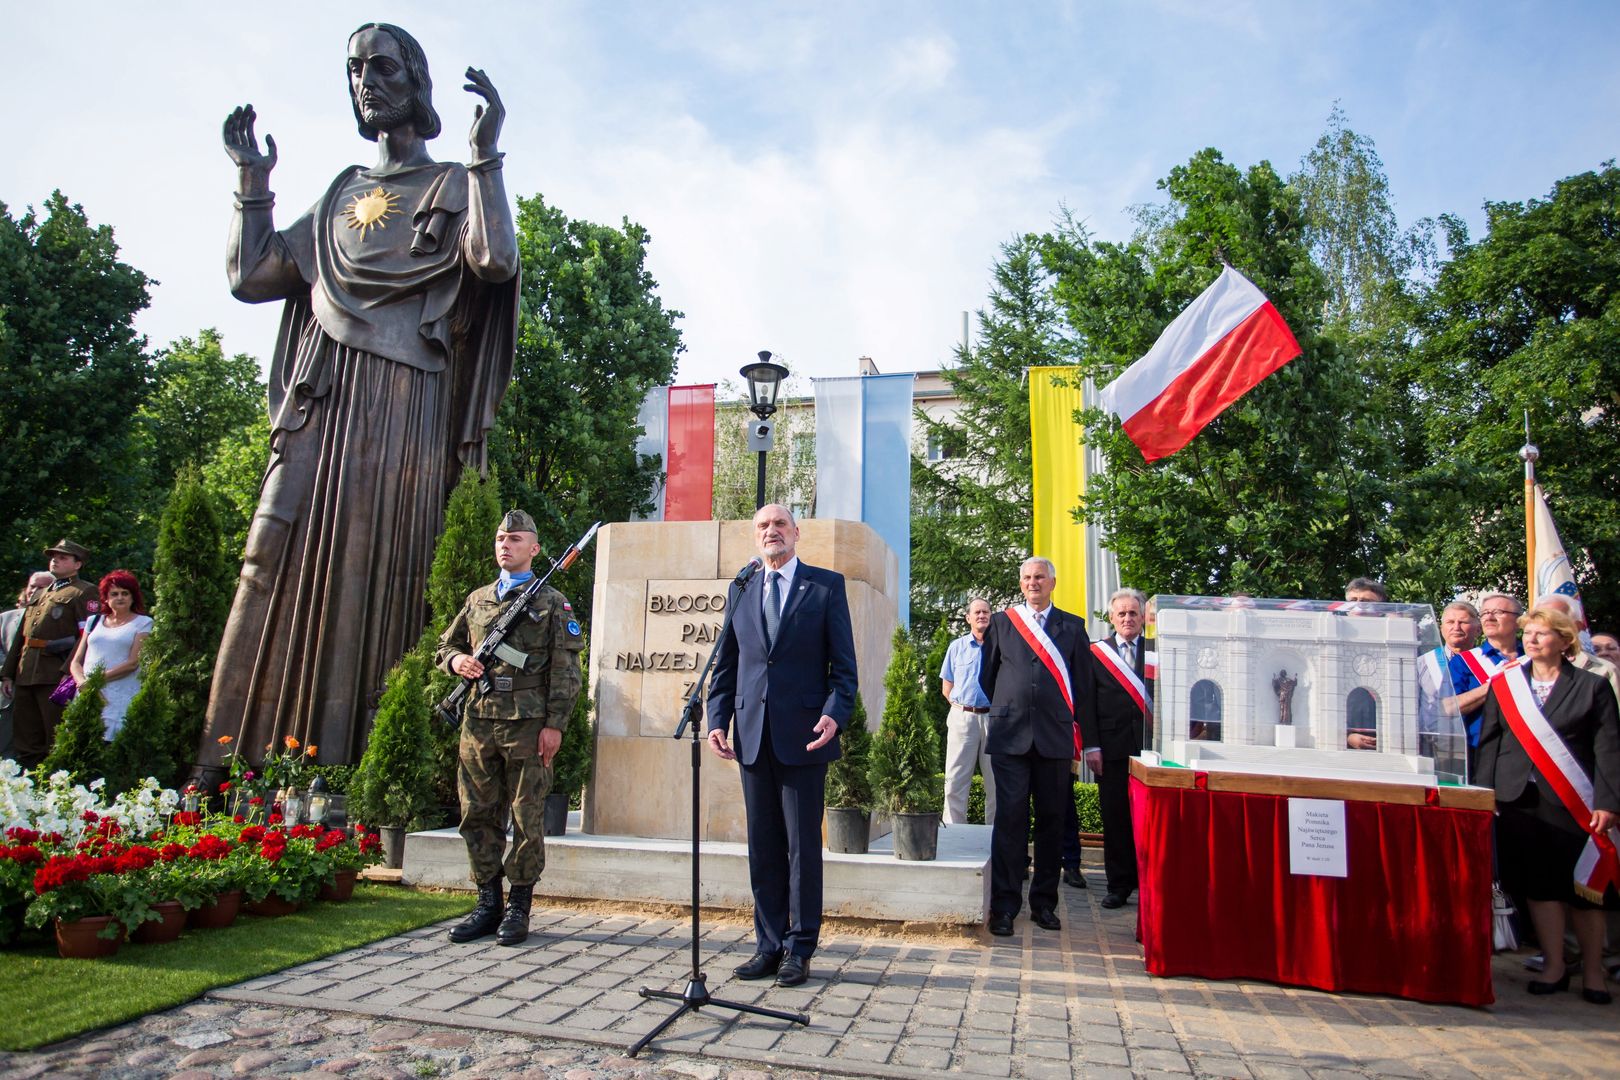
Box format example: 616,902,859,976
733,952,782,979
1062,866,1087,889
1100,891,1128,909
988,912,1015,936
1032,908,1061,931
776,954,809,987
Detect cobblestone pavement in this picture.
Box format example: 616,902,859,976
6,868,1620,1079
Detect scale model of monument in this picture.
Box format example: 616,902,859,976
1150,596,1468,785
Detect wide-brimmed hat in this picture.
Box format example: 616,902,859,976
43,539,90,561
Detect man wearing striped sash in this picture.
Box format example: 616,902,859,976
977,557,1097,936
1088,588,1153,909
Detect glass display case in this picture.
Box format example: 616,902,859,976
1146,596,1469,785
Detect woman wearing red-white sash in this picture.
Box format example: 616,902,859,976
1477,606,1620,1004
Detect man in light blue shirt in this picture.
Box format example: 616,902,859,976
939,598,995,825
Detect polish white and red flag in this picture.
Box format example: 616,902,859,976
1100,266,1302,462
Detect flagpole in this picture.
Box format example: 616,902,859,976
1520,410,1538,608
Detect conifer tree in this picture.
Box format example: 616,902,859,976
351,648,437,829
143,471,232,772
824,693,873,810
40,668,109,785
427,467,505,635
868,628,942,814
104,677,177,794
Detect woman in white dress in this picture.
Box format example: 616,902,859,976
69,570,153,739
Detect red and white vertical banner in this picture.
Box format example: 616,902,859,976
632,384,716,521
1100,266,1302,462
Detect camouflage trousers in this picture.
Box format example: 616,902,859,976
458,715,553,886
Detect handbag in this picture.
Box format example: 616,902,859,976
45,614,100,706
48,674,78,706
1491,881,1519,952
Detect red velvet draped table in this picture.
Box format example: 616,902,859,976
1128,759,1496,1006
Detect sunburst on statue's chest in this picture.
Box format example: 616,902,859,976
340,183,402,240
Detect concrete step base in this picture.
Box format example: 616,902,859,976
403,813,991,923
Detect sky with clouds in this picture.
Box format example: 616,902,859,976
1,1,1615,388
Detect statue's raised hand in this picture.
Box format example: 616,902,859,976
223,105,277,184
464,68,504,161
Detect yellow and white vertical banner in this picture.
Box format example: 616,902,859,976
1029,367,1087,616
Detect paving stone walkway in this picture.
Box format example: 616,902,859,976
7,867,1620,1078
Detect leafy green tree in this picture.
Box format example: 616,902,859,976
1041,149,1397,598
143,471,233,772
490,195,684,625
911,235,1062,627
351,646,438,829
868,628,941,814
0,193,153,582
824,693,873,810
104,677,177,795
39,668,109,784
136,329,264,488
1393,163,1620,621
198,411,271,568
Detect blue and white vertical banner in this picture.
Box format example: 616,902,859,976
813,373,915,627
631,386,669,521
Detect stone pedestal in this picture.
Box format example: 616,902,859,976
582,519,899,843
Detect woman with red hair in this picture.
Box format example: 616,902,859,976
68,570,153,738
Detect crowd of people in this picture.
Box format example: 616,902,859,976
933,568,1620,1003
0,539,153,766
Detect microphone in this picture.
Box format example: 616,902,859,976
733,557,763,588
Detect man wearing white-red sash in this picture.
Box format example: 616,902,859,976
976,557,1097,937
1477,605,1620,1003
1088,588,1153,909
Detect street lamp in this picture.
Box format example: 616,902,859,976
739,351,789,510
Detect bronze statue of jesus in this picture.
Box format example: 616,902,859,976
200,24,518,766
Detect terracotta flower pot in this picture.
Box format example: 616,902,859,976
245,894,303,917
318,869,358,902
54,915,125,959
190,890,243,929
132,900,188,944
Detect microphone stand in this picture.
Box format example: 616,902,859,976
628,564,810,1057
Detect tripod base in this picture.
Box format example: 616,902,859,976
629,972,809,1057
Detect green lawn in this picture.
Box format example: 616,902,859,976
3,884,473,1051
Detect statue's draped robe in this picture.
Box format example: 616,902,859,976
201,162,516,766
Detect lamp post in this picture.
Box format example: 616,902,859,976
739,351,789,511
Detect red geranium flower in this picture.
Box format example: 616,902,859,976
268,813,284,826
247,797,265,806
219,781,232,793
5,827,40,843
239,826,267,845
232,814,245,823
159,843,187,862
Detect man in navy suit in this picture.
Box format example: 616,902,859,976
1087,588,1152,909
708,504,859,987
977,557,1097,936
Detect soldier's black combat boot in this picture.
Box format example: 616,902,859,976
496,882,533,946
448,877,503,942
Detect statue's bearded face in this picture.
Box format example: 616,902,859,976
348,28,417,133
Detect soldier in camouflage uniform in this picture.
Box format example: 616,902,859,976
436,510,585,945
1,540,100,768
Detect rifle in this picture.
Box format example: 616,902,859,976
435,520,601,725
